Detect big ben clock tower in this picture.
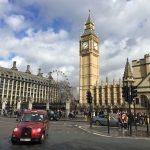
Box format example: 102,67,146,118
79,12,100,105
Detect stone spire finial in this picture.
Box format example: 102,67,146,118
86,9,93,24
123,58,133,79
25,65,31,74
11,61,18,71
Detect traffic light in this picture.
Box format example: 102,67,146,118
86,90,92,104
122,86,126,98
122,86,129,102
131,86,137,99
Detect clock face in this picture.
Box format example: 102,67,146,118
94,42,98,50
82,41,88,49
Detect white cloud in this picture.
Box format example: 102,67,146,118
5,14,26,31
0,27,79,85
0,0,150,86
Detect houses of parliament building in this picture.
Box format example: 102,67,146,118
0,61,58,114
79,13,150,111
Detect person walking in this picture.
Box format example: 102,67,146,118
123,114,128,129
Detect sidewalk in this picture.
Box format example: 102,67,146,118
79,124,150,138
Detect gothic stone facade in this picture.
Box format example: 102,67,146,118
132,54,150,109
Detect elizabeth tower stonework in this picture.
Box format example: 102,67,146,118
79,13,99,105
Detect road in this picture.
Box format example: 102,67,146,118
0,117,150,150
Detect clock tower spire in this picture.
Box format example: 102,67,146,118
84,10,94,30
79,12,100,105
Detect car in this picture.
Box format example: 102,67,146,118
11,110,49,144
47,110,60,121
93,114,119,127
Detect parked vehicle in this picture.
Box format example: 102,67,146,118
11,110,49,144
47,110,60,121
68,112,76,119
93,114,119,127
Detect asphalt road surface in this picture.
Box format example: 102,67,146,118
0,117,150,150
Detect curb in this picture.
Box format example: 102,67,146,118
78,125,150,141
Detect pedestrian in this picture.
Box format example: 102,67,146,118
118,113,123,128
123,114,128,129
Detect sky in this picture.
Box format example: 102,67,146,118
0,0,150,87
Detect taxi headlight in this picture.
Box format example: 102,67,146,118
13,128,19,132
32,128,41,134
36,128,41,132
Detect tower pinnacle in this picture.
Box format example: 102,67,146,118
82,10,96,37
123,58,133,79
86,9,93,24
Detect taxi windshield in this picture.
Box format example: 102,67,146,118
21,113,44,122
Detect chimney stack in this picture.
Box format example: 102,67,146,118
37,68,43,77
11,61,18,71
25,65,31,74
48,72,53,79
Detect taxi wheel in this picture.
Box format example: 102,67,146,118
11,138,18,145
39,133,45,144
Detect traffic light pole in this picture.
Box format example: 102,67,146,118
128,102,132,135
133,100,137,131
86,90,93,128
89,103,92,128
107,112,110,134
122,84,138,135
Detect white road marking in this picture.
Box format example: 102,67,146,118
78,126,150,140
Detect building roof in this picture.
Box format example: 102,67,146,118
0,65,55,85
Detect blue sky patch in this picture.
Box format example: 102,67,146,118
0,57,5,61
0,19,5,28
0,53,17,61
51,17,71,33
14,29,27,39
8,52,17,59
24,4,40,21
